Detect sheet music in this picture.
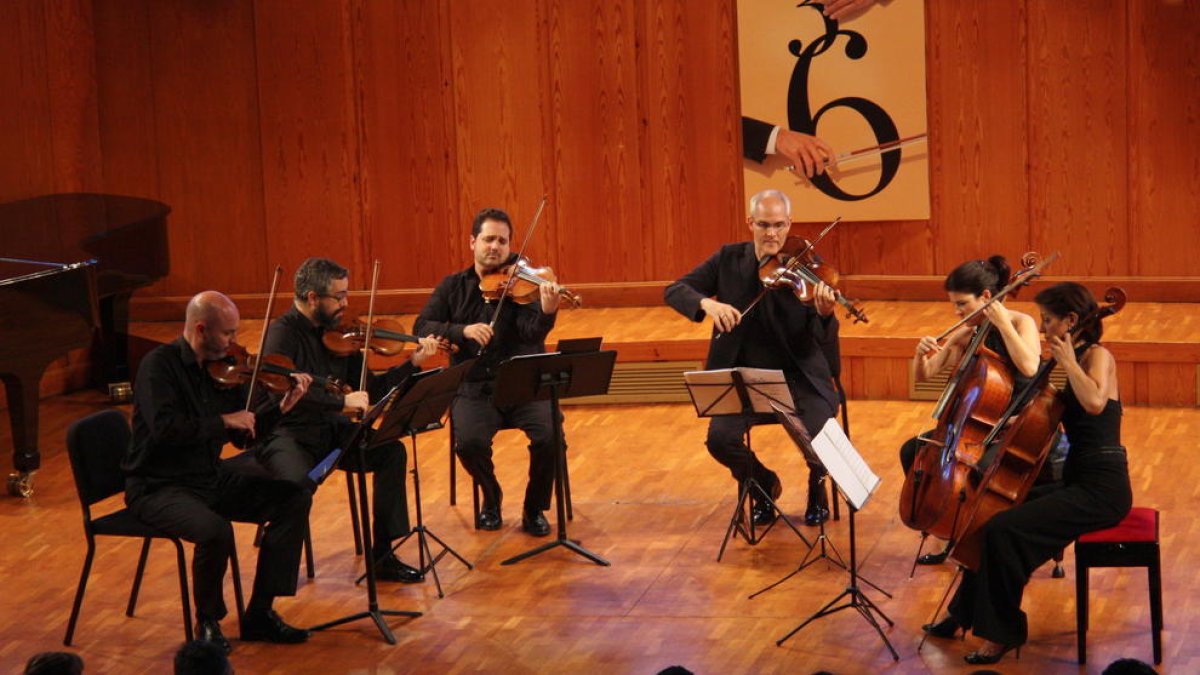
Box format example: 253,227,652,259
810,418,880,510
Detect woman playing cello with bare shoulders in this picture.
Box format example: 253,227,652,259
922,282,1132,664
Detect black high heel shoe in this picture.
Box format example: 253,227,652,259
921,616,962,640
964,642,1020,665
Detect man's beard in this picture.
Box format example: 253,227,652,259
316,305,342,330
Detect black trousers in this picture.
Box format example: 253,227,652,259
705,381,833,490
948,453,1131,646
126,470,311,621
451,381,559,514
257,423,410,549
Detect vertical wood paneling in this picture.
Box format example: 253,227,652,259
356,0,460,288
638,0,743,281
1027,0,1128,276
0,0,55,202
94,0,160,201
145,0,267,295
1127,0,1200,277
447,0,551,260
254,0,363,289
43,0,102,193
924,0,1030,272
546,0,644,283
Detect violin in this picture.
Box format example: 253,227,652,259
759,235,868,323
322,317,456,357
479,257,582,309
207,343,349,394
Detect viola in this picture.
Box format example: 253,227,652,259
949,287,1127,571
479,257,582,309
207,343,348,394
759,235,868,323
322,317,455,357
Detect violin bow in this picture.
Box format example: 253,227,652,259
358,259,382,393
934,251,1061,341
786,132,927,174
487,195,549,330
245,265,284,410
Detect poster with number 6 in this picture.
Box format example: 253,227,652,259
739,0,929,221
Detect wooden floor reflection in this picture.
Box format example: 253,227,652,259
1,392,1195,674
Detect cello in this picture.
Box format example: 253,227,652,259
949,287,1126,570
898,253,1054,541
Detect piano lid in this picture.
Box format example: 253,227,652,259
0,193,171,294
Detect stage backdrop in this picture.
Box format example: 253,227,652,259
738,0,929,221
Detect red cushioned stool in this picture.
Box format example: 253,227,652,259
1074,506,1162,665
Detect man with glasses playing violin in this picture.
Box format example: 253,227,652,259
123,291,314,653
665,189,841,527
254,257,441,583
414,207,564,537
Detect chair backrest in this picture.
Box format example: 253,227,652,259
66,409,132,510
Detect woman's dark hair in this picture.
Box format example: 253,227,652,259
944,255,1010,296
1035,281,1102,344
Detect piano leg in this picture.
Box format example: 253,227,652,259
1,367,47,497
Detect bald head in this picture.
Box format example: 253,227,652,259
184,291,240,362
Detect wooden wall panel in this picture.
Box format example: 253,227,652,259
43,0,102,193
638,0,743,281
1027,0,1129,277
924,0,1030,272
254,0,364,289
447,0,552,262
0,0,56,202
547,0,645,283
1127,0,1200,277
144,0,267,295
355,0,460,288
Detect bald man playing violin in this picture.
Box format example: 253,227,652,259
123,291,315,653
415,207,563,537
665,189,842,527
253,257,442,584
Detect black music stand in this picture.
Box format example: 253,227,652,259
683,368,811,561
494,345,616,567
308,384,421,644
772,413,897,661
366,360,476,598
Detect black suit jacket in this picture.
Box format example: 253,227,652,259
742,116,775,163
664,242,840,412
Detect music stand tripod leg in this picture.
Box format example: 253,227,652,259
501,385,608,566
310,442,421,644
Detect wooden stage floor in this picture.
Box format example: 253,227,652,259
2,389,1197,673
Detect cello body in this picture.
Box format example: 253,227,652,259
898,343,1015,538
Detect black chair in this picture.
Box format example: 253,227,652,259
63,410,244,646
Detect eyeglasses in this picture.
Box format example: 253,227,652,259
751,220,790,232
317,292,349,303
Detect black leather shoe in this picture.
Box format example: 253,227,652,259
964,643,1020,664
521,510,551,537
804,479,830,526
750,502,777,526
240,609,310,644
197,618,232,655
921,616,962,640
917,547,950,566
374,553,424,583
476,506,502,531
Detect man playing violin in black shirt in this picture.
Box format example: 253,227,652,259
665,189,841,527
255,257,441,583
414,207,563,537
123,291,314,653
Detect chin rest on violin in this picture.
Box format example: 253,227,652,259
207,343,348,394
759,235,868,323
322,317,456,357
479,258,582,308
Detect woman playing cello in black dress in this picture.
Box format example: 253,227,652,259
923,282,1132,664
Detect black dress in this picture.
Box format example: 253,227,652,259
948,381,1132,646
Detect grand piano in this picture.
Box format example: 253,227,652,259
0,194,170,496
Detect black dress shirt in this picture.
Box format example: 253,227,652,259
124,337,281,492
414,263,557,382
